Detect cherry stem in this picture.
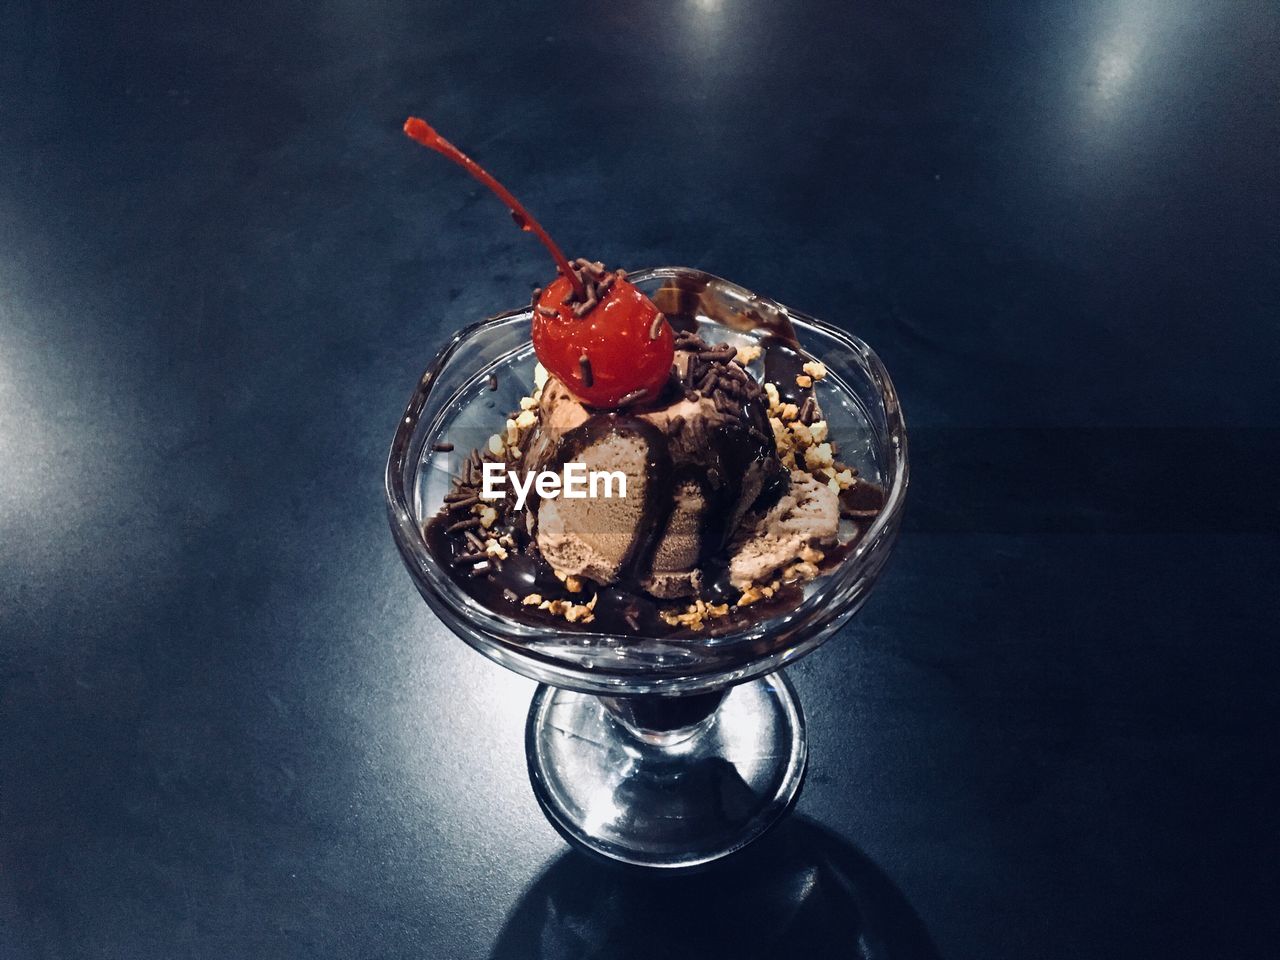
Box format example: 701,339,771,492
404,117,585,298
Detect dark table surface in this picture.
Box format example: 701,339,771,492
2,1,1277,957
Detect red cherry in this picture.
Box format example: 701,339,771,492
403,117,674,408
533,274,674,408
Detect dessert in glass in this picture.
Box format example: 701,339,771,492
385,120,908,868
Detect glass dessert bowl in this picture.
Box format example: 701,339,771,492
386,267,908,868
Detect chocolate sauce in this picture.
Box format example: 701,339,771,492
762,338,816,408
840,477,887,518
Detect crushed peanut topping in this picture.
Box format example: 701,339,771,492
783,560,821,581
521,592,597,624
736,578,786,606
803,442,834,471
802,360,828,381
659,599,732,631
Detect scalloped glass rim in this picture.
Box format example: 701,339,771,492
386,267,909,696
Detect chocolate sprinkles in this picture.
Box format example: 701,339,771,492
697,344,738,363
674,331,708,352
578,354,594,387
649,313,665,340
550,260,631,318
432,441,454,452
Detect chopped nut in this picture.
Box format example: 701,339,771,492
764,382,781,409
522,589,596,624
802,360,828,381
769,416,789,444
800,544,825,565
784,560,821,581
487,434,505,456
780,403,799,422
519,396,538,410
809,420,829,443
563,575,584,594
484,539,509,560
534,362,549,389
515,409,537,430
795,374,813,389
735,343,762,365
804,442,834,471
478,505,498,529
659,599,731,629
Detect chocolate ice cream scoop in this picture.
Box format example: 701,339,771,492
519,347,791,597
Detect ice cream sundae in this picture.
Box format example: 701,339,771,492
406,118,884,636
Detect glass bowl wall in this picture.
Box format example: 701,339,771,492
385,267,908,696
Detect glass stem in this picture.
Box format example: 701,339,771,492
598,689,727,747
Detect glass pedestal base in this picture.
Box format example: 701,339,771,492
525,672,807,869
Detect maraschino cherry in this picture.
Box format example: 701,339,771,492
404,117,673,408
